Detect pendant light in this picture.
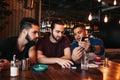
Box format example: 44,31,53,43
104,14,108,23
88,12,92,21
98,0,101,2
119,20,120,24
113,0,117,6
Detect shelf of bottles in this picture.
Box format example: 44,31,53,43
40,18,93,37
40,19,51,33
40,19,75,35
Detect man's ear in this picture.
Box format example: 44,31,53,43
22,29,27,34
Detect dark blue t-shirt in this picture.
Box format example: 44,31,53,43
70,38,104,56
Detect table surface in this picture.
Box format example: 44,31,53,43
0,61,120,80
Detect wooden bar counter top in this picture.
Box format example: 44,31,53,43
0,61,120,80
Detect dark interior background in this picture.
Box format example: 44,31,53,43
41,0,120,48
98,19,120,48
0,0,120,48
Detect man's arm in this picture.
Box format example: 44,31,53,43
28,46,37,64
61,47,71,59
37,50,73,68
94,45,101,54
91,38,104,55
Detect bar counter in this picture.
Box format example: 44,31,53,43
0,61,120,80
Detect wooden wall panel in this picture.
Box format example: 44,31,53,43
0,0,35,40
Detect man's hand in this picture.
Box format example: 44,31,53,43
0,59,10,71
71,47,84,63
56,58,73,68
79,38,90,51
0,60,4,71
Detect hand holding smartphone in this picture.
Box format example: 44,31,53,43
79,37,90,51
81,37,88,42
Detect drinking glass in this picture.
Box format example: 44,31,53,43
81,51,89,70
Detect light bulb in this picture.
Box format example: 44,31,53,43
64,24,67,28
119,20,120,24
98,0,101,2
104,15,108,23
88,12,92,21
113,0,117,6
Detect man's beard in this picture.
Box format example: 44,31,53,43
25,33,31,42
51,32,62,42
25,33,37,44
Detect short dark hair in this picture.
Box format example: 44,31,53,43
72,24,85,31
19,17,39,32
50,19,64,30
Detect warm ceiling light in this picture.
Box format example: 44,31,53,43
104,15,108,23
98,0,101,2
119,20,120,24
88,12,92,21
85,25,90,30
113,0,117,6
64,24,67,28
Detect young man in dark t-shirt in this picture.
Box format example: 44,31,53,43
37,19,73,68
0,17,40,70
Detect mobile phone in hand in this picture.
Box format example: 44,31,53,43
81,37,88,41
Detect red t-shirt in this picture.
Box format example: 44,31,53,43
36,36,71,57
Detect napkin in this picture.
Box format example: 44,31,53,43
88,63,99,68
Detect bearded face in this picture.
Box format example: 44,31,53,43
50,24,65,42
25,24,39,43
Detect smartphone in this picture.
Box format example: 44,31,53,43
81,37,88,41
71,65,77,69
